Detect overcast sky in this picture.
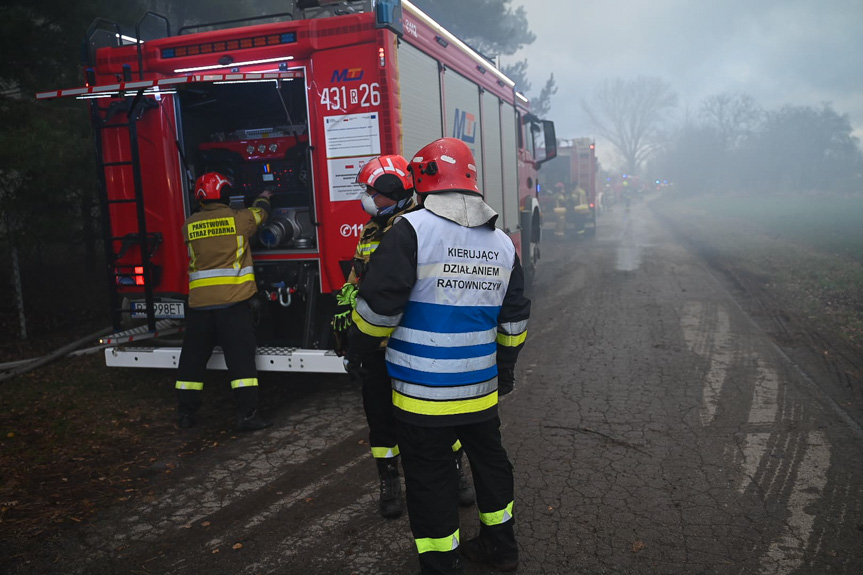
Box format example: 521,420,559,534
507,0,863,168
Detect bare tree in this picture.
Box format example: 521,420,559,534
581,76,677,174
699,92,762,149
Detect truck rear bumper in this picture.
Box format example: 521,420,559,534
104,346,346,373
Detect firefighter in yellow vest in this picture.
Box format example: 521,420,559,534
333,155,475,519
175,172,272,432
553,183,587,236
346,138,530,574
552,182,573,237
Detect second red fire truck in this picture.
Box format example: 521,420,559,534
37,0,556,373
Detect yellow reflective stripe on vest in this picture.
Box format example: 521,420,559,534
352,310,397,338
231,378,259,389
188,243,198,271
480,500,514,526
234,235,246,269
496,330,527,347
416,529,459,554
358,241,379,256
250,206,265,226
393,390,498,416
371,445,400,459
189,271,257,289
451,439,462,452
176,380,204,391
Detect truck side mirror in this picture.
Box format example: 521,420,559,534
534,120,557,167
541,120,557,164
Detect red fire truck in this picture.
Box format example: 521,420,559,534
37,0,556,373
570,137,597,236
538,137,596,237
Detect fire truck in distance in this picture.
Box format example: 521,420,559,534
538,137,597,237
569,137,598,236
37,0,556,373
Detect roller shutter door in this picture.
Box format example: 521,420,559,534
481,92,504,224
500,102,519,232
398,42,443,159
443,69,483,190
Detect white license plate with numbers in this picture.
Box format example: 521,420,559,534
131,301,185,319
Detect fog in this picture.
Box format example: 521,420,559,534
511,0,863,170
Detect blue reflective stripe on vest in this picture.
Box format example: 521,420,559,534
387,337,497,361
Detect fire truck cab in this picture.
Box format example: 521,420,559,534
37,0,556,373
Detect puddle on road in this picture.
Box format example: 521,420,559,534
615,212,646,271
616,245,642,271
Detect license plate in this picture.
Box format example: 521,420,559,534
131,301,185,319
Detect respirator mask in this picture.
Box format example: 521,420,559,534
361,191,380,216
361,191,409,217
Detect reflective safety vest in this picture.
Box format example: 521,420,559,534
384,209,515,426
183,199,269,308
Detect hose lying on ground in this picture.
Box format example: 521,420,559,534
0,326,114,384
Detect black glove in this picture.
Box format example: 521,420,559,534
343,342,368,384
498,365,515,396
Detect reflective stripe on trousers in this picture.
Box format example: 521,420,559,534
479,500,514,526
416,529,459,554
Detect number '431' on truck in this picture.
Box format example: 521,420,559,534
36,0,557,374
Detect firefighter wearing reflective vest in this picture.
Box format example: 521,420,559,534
333,155,475,519
175,172,273,432
346,138,530,574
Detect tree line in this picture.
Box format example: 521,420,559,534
581,77,863,195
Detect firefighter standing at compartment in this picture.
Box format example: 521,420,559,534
333,155,475,519
175,172,273,432
346,138,530,574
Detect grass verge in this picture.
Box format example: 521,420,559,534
655,192,863,350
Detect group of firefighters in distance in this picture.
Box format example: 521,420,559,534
176,137,531,575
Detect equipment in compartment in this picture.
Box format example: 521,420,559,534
258,207,315,249
186,78,315,251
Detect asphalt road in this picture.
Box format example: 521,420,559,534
17,200,863,574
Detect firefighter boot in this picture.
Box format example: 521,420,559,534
455,449,475,507
236,409,273,432
460,523,518,572
176,388,202,429
376,457,403,519
419,549,462,575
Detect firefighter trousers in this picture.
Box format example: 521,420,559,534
360,350,399,458
397,415,516,575
176,301,260,419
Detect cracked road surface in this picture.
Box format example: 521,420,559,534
14,201,863,574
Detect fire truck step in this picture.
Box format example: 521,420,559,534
104,346,346,373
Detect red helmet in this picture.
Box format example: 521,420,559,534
356,155,413,201
194,172,233,201
409,138,480,196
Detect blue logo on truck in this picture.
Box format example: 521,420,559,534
452,109,477,144
331,68,365,82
